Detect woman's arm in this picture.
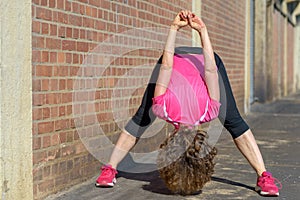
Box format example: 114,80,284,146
154,11,189,98
188,15,220,102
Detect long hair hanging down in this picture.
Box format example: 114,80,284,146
157,127,217,195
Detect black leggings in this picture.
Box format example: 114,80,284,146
124,47,249,139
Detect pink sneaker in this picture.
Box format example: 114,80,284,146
255,171,282,196
95,164,118,187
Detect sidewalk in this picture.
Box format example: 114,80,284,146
46,92,300,200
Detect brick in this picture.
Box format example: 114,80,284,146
95,20,106,30
79,4,85,15
40,0,47,6
32,36,45,48
66,160,74,173
33,122,39,135
33,184,38,197
53,65,69,76
58,26,66,38
51,106,59,118
32,20,40,33
49,0,56,8
74,142,86,154
89,7,96,18
66,131,74,143
69,166,81,181
33,93,45,106
69,15,83,26
65,0,72,11
56,0,64,9
50,79,59,91
45,38,61,49
66,27,72,38
76,41,89,52
79,29,85,39
62,40,76,51
43,165,51,178
85,6,91,16
72,28,79,39
51,133,61,146
61,145,75,157
55,175,69,186
41,51,49,62
40,79,49,91
33,166,43,182
38,179,54,193
78,0,88,3
59,79,66,90
61,92,72,103
43,107,51,119
59,106,65,117
38,121,54,134
32,79,41,92
59,131,67,143
33,150,47,165
54,119,70,131
32,0,39,5
89,0,101,7
82,17,94,28
57,52,65,63
50,24,57,36
32,50,41,63
66,79,74,90
65,53,72,63
71,2,80,13
42,135,51,148
36,7,52,21
49,52,57,63
33,107,42,121
36,65,52,77
57,12,68,24
73,130,79,141
45,93,61,104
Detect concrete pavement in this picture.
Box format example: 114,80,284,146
46,92,300,200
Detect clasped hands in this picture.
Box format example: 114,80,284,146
172,10,206,33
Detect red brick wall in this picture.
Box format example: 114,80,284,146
32,0,192,199
201,0,246,111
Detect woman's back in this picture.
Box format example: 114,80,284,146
152,53,220,126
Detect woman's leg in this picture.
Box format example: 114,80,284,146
234,129,266,176
106,60,162,168
215,53,266,176
96,69,159,186
108,130,137,169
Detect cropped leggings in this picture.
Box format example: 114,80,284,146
124,47,249,139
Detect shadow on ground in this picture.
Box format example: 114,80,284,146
117,169,255,196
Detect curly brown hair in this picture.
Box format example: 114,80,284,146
157,127,217,195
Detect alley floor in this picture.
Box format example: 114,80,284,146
46,92,300,200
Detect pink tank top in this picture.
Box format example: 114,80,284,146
152,54,220,127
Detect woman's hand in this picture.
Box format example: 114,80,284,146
171,10,190,30
188,14,207,33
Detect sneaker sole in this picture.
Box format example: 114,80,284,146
95,178,116,187
255,186,279,197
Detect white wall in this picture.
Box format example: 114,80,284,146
0,0,33,199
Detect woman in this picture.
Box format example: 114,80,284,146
96,10,281,197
